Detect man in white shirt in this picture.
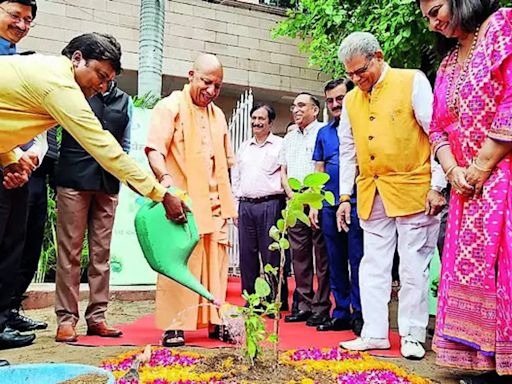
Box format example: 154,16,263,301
232,103,288,308
279,92,331,327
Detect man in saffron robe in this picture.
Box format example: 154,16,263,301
146,54,237,347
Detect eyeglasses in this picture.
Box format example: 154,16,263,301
0,7,35,27
346,56,374,79
326,95,345,105
289,102,315,112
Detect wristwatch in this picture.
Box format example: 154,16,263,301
339,194,351,203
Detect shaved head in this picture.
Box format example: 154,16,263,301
188,54,224,107
192,53,223,76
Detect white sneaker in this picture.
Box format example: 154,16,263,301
339,337,391,351
400,335,425,360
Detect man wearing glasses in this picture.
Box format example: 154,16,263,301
53,80,132,343
336,32,446,360
0,0,44,359
0,32,185,344
309,79,365,336
279,92,331,328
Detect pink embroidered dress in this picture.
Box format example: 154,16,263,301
430,8,512,375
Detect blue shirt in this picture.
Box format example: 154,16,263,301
0,36,16,55
313,119,356,206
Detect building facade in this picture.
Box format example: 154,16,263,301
19,0,328,132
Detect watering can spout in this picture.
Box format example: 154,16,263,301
134,187,216,302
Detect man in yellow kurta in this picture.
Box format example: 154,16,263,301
146,54,237,347
0,33,185,342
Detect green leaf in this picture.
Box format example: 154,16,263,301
247,340,257,358
299,192,324,205
268,334,278,343
276,218,285,232
286,211,298,227
324,191,335,206
255,277,271,297
288,178,302,191
303,172,330,188
310,200,324,209
269,225,280,241
279,238,290,250
264,264,278,275
296,211,311,226
268,242,280,251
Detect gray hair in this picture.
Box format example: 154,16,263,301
337,32,382,63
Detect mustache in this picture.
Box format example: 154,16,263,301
252,124,264,128
331,106,342,112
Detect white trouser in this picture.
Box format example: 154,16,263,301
359,194,440,342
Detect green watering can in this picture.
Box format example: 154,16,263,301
134,187,216,303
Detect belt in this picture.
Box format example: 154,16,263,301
239,194,285,204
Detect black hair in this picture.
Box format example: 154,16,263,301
297,92,320,109
324,78,354,93
250,103,276,123
61,33,122,75
0,0,37,19
417,0,500,56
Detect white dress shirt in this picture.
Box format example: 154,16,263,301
14,131,48,168
338,64,446,196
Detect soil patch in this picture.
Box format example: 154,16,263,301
58,374,110,384
2,299,463,383
194,350,335,383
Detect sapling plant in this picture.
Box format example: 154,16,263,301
229,172,333,366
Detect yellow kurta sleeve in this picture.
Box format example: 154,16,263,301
0,150,17,167
42,87,166,202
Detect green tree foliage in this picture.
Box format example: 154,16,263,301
273,0,511,78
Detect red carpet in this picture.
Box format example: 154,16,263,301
74,277,401,358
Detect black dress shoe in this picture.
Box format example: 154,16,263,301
0,359,9,367
284,310,312,323
0,329,35,349
306,313,330,327
6,309,48,332
316,317,352,331
352,318,364,336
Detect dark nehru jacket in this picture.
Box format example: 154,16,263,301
56,84,131,195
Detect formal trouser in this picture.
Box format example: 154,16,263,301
288,212,330,314
10,174,49,309
0,181,29,330
55,187,118,326
359,194,439,342
238,197,288,305
321,205,364,320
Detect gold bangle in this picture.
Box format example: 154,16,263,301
472,158,492,172
445,165,458,178
339,194,351,203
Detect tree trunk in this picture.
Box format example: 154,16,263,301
138,0,165,97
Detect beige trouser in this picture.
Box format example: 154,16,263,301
55,187,118,326
359,194,440,342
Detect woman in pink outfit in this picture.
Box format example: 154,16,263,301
418,0,512,383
